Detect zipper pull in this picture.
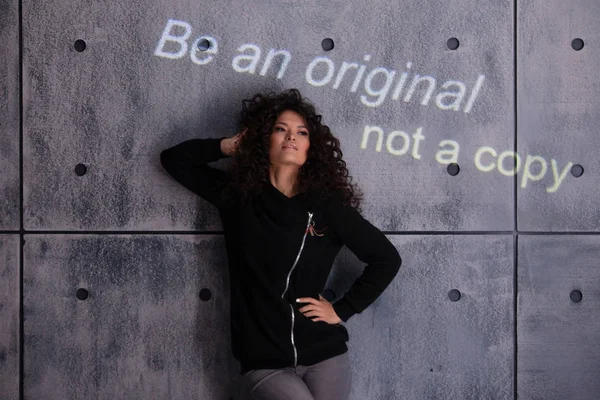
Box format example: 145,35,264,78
305,212,314,234
307,216,326,237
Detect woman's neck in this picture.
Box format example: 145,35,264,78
269,165,299,198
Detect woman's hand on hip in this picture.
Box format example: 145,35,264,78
297,295,342,325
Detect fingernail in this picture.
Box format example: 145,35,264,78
296,298,300,302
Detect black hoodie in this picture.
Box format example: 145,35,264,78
159,137,401,374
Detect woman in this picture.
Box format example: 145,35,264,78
159,89,401,400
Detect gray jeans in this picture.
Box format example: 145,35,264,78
242,351,352,400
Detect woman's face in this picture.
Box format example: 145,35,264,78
269,110,310,167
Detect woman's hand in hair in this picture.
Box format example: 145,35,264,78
220,129,246,156
297,295,342,325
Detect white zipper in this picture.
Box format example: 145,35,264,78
281,211,313,366
281,212,313,298
288,303,297,366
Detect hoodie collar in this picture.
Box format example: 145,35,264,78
258,182,321,226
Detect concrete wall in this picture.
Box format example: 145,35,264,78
1,0,599,399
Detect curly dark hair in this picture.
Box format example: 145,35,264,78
226,88,362,211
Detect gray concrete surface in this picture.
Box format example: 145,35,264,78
517,0,600,231
22,234,244,400
0,0,19,230
326,235,514,399
22,0,513,231
518,235,600,400
0,235,19,400
0,0,598,399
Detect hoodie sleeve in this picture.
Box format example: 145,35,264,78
328,194,402,322
159,137,230,209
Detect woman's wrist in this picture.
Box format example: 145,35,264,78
220,137,228,155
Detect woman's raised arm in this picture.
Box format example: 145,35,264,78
159,136,232,208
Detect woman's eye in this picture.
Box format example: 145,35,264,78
299,131,308,136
